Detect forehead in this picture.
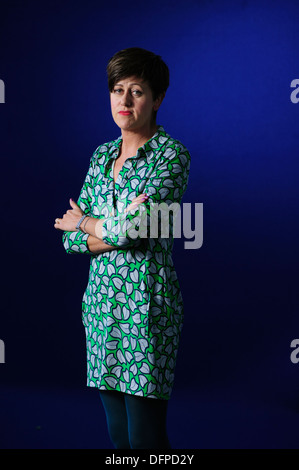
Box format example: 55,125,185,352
114,76,148,87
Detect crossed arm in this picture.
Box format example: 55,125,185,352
55,146,191,255
54,194,148,254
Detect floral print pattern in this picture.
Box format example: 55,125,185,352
62,126,191,399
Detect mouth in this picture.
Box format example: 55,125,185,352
118,111,132,115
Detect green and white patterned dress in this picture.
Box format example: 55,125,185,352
62,125,191,399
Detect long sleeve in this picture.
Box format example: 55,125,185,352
62,154,95,255
101,144,191,248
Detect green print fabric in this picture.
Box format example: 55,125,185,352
62,126,191,399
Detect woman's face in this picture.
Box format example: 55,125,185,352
110,76,163,134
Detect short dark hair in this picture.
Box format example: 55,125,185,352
107,47,169,101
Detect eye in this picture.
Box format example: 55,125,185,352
132,89,142,96
113,88,123,94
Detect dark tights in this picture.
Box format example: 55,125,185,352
99,390,171,449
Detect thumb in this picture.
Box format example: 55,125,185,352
69,198,79,209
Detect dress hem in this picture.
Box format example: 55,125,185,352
86,382,172,400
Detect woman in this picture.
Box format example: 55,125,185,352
54,47,191,449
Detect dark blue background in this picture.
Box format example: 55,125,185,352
0,0,299,448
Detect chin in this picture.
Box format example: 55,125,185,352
117,121,139,132
114,116,130,126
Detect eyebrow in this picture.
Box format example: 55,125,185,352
114,82,144,87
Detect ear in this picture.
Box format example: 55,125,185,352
153,92,165,111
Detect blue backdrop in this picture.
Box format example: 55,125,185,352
0,0,299,449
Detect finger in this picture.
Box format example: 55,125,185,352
69,198,84,215
69,198,79,209
132,194,149,203
54,218,61,229
124,203,137,213
129,197,148,209
125,201,145,213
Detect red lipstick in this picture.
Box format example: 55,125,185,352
119,111,132,115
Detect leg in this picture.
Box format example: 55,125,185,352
124,393,171,449
99,390,131,449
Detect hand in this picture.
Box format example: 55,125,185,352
54,198,84,231
124,193,149,213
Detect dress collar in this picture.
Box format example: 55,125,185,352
107,125,167,159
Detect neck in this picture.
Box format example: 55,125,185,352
120,122,158,158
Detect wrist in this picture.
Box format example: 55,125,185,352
76,214,88,232
82,216,91,233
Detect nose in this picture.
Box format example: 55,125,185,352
120,89,132,107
